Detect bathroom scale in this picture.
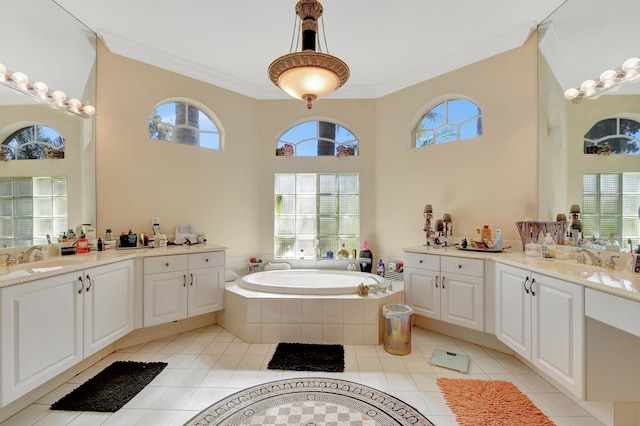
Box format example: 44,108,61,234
429,349,470,373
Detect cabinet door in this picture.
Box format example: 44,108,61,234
531,273,584,397
441,272,484,331
188,266,224,316
404,267,440,319
143,271,188,326
83,260,134,357
495,263,531,358
1,272,82,405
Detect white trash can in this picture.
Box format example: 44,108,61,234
382,303,414,355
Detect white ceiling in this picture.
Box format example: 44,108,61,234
54,0,565,100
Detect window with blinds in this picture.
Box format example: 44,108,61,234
582,172,640,248
274,173,359,258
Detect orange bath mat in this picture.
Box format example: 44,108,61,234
437,378,555,426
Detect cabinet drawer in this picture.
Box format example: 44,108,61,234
144,255,188,274
188,251,224,269
404,252,440,270
441,256,483,277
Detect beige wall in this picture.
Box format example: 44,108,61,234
375,34,539,255
96,34,539,259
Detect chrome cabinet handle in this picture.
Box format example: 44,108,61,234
435,275,439,288
204,258,209,263
165,262,170,267
442,276,446,289
77,276,84,294
183,274,186,287
458,264,462,269
523,276,530,294
85,274,92,292
419,259,423,264
190,273,194,286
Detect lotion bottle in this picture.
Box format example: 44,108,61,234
542,233,556,259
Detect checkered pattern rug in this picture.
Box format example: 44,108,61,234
185,377,434,426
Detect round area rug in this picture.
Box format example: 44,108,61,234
184,377,434,426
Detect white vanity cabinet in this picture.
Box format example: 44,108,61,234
404,252,484,331
143,251,225,326
495,262,584,397
0,259,134,406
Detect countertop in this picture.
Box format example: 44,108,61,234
0,243,227,289
403,245,640,303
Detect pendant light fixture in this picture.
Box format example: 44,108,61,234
268,0,349,109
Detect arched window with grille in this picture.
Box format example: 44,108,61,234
413,98,482,147
276,120,358,157
148,99,223,150
1,124,65,160
583,116,640,155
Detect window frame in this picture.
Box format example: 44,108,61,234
276,120,359,157
413,97,483,147
274,173,360,259
148,98,223,150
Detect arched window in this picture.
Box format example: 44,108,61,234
584,117,640,155
148,100,222,150
1,125,65,160
276,120,358,157
413,98,482,147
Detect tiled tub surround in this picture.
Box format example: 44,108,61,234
218,282,405,344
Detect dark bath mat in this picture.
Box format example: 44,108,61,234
50,361,167,412
267,342,344,372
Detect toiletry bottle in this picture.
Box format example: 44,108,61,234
481,225,491,242
97,238,103,252
376,259,385,277
76,233,89,254
358,240,373,273
337,243,349,259
633,245,640,274
542,233,556,259
495,229,502,250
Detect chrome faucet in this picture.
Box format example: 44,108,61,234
366,275,392,293
18,245,44,264
576,248,603,267
0,252,17,266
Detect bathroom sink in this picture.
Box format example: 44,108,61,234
30,257,90,268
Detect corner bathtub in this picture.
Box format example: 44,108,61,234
239,269,386,295
219,269,405,344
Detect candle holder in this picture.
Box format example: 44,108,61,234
423,204,433,245
442,213,453,246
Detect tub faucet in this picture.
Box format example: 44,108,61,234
576,248,602,267
366,275,390,293
0,252,17,266
18,245,44,264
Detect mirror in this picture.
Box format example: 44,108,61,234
0,0,96,247
538,0,640,245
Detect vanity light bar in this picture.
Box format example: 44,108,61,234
0,61,95,117
564,56,640,103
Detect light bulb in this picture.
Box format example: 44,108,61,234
599,69,618,82
10,71,29,88
622,57,640,72
67,98,81,111
51,90,66,104
31,81,48,97
0,62,6,81
564,87,580,100
580,79,597,91
82,105,95,116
